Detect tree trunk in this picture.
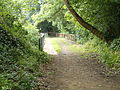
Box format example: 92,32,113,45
64,0,105,40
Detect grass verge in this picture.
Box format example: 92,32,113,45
49,37,65,53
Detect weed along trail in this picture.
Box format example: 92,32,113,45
42,38,120,90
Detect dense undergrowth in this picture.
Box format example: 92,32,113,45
69,37,120,70
85,38,120,69
0,0,120,89
0,0,51,89
0,25,50,90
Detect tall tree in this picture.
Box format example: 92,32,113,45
63,0,120,42
33,0,120,42
64,0,104,40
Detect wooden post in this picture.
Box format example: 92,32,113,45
39,33,45,51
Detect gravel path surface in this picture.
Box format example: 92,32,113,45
39,38,120,90
43,38,57,55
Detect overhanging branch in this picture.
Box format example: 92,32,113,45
64,0,105,40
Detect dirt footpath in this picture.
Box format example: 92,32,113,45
39,38,120,90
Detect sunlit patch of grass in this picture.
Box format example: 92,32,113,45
68,38,120,69
69,44,84,52
68,41,96,53
49,38,65,53
67,40,100,59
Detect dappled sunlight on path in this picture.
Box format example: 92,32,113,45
43,38,58,55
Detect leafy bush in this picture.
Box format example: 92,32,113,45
0,22,50,90
98,43,120,68
110,38,120,51
0,0,51,89
79,38,120,68
0,42,50,90
23,23,39,46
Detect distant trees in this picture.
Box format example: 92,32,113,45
34,0,120,42
37,20,59,33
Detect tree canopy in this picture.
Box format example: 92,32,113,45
33,0,120,42
0,0,120,89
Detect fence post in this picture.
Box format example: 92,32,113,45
39,33,45,51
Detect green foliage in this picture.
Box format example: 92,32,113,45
36,20,59,33
96,41,120,68
49,38,63,53
82,38,120,68
68,38,120,68
23,22,39,46
80,38,120,68
0,36,50,89
0,0,50,89
32,0,120,69
36,0,120,40
0,29,50,89
110,38,120,51
0,0,120,88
